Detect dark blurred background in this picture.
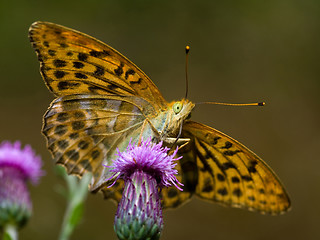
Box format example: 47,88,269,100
0,0,319,239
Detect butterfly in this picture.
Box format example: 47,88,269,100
29,21,290,215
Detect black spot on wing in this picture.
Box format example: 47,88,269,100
57,81,80,90
217,187,228,196
114,63,124,76
73,61,84,69
130,78,142,85
125,69,135,79
60,43,68,48
233,188,242,197
248,196,255,201
69,133,79,139
202,179,214,193
195,143,214,177
75,72,88,79
53,59,67,68
57,140,69,149
217,173,225,182
72,121,85,130
211,137,221,145
241,175,253,182
48,49,56,56
221,162,236,171
78,53,88,61
66,149,79,161
89,50,110,57
221,141,232,149
78,140,89,150
54,30,61,35
54,70,66,79
80,159,92,172
107,84,118,91
248,160,258,173
73,111,85,119
54,125,67,136
94,66,105,76
91,150,100,160
231,176,240,183
43,41,49,47
57,113,69,122
198,140,240,183
223,150,241,156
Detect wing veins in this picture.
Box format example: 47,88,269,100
86,121,144,136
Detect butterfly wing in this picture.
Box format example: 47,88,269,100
160,157,194,208
176,120,290,214
29,22,168,193
29,21,167,109
44,94,158,191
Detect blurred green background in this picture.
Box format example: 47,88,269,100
1,0,319,239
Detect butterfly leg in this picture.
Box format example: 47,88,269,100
166,137,189,145
177,139,190,150
165,137,190,150
137,119,148,146
144,117,162,141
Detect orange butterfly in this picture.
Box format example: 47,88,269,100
29,21,290,214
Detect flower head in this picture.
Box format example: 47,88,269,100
0,141,44,229
108,138,183,240
0,141,43,184
108,138,183,190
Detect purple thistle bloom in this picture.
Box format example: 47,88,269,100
0,141,44,229
108,138,183,240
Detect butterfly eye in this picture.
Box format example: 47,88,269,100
173,102,183,114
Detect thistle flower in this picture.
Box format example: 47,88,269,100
108,138,183,240
0,141,43,233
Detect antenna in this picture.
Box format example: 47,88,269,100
196,101,265,106
172,46,190,148
185,46,190,99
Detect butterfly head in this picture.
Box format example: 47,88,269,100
172,98,194,117
167,99,195,133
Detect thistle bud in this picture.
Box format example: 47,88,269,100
0,141,43,230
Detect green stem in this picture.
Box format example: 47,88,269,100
58,173,91,240
3,223,18,240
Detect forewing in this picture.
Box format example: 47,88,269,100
29,21,167,110
181,121,291,215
